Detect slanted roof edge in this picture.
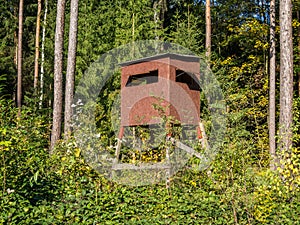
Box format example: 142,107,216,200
119,53,200,67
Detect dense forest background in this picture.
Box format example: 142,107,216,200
1,0,300,224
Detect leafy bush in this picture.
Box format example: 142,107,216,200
1,98,300,224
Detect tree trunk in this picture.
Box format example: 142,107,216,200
153,0,167,25
14,6,18,103
17,0,24,114
269,0,276,171
64,0,79,140
297,10,300,96
205,0,211,60
261,0,266,23
40,0,48,108
279,0,293,159
50,0,66,153
34,0,42,90
153,1,158,41
153,0,166,51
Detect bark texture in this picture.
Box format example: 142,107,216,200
40,0,48,107
269,0,276,170
34,0,42,90
205,0,211,59
64,0,79,140
50,0,66,153
279,0,293,157
17,0,24,112
297,10,300,96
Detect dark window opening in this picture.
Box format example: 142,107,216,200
126,70,158,87
176,70,200,90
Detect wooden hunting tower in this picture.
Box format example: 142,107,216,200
111,54,208,184
118,53,201,138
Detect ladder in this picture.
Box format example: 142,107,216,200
111,121,209,187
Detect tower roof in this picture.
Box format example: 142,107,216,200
119,53,200,67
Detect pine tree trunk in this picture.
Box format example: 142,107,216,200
261,0,266,23
64,0,79,140
14,5,18,67
297,10,300,96
17,0,24,114
153,1,159,42
269,0,276,170
50,0,66,153
279,0,293,159
14,6,17,103
40,0,48,108
205,0,211,59
153,0,166,51
34,0,42,90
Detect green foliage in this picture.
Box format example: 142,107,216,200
76,0,116,83
212,0,262,57
1,98,300,224
94,71,121,146
253,169,300,224
212,18,270,167
250,98,300,224
168,2,204,53
293,97,300,147
114,0,159,46
0,0,17,99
